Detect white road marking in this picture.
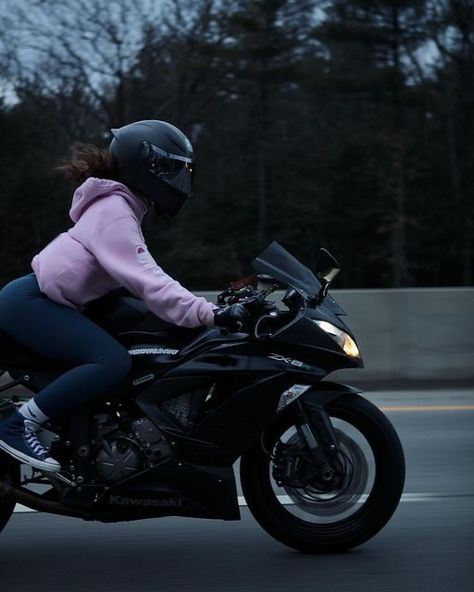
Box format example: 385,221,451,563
12,493,455,513
238,493,452,506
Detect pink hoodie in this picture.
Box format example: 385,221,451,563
31,178,216,328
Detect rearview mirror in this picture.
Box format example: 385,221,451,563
316,248,341,284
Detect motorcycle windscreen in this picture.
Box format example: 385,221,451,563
252,241,322,299
252,241,346,315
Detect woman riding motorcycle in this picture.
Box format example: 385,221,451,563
0,120,246,472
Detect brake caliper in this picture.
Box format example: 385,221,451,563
272,440,314,488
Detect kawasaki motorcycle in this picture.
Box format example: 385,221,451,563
0,242,405,553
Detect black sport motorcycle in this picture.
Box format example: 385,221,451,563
0,242,405,553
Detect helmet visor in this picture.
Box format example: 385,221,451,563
140,141,194,197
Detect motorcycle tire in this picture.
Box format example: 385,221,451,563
240,393,405,553
0,452,20,534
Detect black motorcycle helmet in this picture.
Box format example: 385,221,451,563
109,120,195,218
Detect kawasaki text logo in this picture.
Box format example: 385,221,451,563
108,495,183,508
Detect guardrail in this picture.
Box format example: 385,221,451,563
198,288,474,385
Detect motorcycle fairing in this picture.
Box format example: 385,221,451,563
61,460,240,521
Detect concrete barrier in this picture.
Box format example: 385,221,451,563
198,288,474,385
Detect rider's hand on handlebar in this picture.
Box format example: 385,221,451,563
214,303,250,333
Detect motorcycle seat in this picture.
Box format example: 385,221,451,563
84,288,205,344
0,289,206,373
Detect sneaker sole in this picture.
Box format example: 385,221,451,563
0,439,61,473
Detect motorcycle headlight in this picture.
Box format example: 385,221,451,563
313,320,360,358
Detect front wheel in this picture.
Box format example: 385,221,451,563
240,393,405,553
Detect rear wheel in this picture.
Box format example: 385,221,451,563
0,452,20,534
240,393,405,553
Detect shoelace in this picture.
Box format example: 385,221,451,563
25,428,49,459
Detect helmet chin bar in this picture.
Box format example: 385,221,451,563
148,186,188,219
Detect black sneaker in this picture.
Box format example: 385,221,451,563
0,410,61,472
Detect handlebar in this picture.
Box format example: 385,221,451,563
216,283,305,340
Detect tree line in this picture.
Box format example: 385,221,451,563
0,0,472,290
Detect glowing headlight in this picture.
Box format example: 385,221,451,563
313,320,360,358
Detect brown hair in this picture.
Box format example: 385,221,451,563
57,143,118,185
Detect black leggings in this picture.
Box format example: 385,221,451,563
0,274,131,417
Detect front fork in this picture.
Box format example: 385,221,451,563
293,400,340,482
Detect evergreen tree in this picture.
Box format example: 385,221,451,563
315,0,428,287
0,0,472,289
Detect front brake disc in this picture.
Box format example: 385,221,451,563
276,429,369,517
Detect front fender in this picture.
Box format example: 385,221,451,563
259,381,362,454
300,381,362,408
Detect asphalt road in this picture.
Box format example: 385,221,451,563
1,388,473,592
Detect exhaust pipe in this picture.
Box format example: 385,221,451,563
0,480,170,522
0,479,94,519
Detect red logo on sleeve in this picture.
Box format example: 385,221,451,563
136,245,158,272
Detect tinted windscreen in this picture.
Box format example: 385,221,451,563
252,242,322,299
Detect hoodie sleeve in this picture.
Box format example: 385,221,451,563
88,215,217,328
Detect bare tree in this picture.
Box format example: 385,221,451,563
1,0,164,126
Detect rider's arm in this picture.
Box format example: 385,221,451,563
88,214,217,328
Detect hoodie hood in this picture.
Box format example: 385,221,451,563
69,177,148,224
